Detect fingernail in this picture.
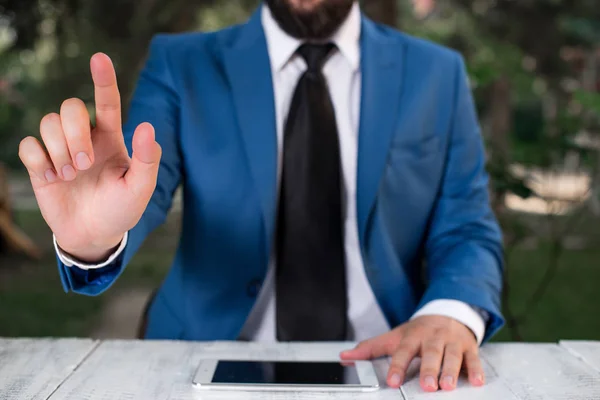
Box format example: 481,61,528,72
45,169,57,183
75,152,91,170
424,375,436,389
389,373,402,387
62,165,76,181
474,373,484,385
441,375,454,388
340,350,353,358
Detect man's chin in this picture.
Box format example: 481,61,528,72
265,0,355,40
287,0,323,12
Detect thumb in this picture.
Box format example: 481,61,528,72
340,340,376,360
340,332,398,360
125,122,162,198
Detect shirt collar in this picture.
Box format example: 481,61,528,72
261,1,361,72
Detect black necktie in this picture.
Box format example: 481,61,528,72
275,44,348,383
275,43,348,382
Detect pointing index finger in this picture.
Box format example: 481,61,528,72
91,53,121,133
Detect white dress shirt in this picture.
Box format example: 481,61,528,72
56,2,486,344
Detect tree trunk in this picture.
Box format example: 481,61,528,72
487,75,513,213
362,0,399,27
0,164,41,260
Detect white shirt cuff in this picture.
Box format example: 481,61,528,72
54,232,128,270
411,299,487,345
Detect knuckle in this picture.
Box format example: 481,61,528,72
40,123,63,143
407,322,425,333
471,366,484,377
391,356,410,371
442,355,461,368
443,346,463,362
434,326,451,338
396,341,416,355
446,347,462,359
18,137,38,155
442,367,459,377
468,361,483,373
423,346,443,359
465,351,481,365
18,140,30,161
19,136,32,152
423,339,444,352
384,337,400,354
467,345,480,356
23,151,44,168
425,348,443,359
40,113,60,128
31,156,46,168
61,97,85,111
96,102,120,113
63,125,88,143
355,340,372,352
420,366,440,376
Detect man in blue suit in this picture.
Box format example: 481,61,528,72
19,0,503,393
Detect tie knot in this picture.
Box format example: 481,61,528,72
297,43,336,73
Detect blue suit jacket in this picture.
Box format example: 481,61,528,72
58,9,504,342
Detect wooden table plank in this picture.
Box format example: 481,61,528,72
0,338,98,400
47,340,405,400
482,343,600,399
7,340,599,400
400,350,519,400
400,343,600,400
560,341,600,373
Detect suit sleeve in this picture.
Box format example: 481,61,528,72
57,35,182,295
417,54,504,342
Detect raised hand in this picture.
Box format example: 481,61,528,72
19,53,162,262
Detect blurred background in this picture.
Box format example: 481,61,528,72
0,0,598,342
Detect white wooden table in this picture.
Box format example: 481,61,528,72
1,339,600,400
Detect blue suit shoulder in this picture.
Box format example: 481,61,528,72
145,22,245,60
368,20,463,67
149,30,208,49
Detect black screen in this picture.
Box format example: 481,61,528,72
211,361,360,385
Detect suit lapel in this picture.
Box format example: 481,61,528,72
356,18,405,245
220,12,404,253
222,10,278,254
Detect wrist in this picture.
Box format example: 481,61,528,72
57,234,124,264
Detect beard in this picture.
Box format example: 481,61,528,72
265,0,355,40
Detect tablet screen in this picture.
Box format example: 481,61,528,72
211,361,360,385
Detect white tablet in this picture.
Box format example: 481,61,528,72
193,359,380,392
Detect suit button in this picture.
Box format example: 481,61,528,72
247,279,262,298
